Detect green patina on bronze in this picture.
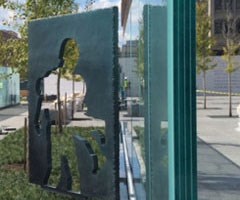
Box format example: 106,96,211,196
28,7,119,199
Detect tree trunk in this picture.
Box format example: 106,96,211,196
228,73,232,117
57,69,63,133
82,80,85,94
71,74,75,119
203,71,207,109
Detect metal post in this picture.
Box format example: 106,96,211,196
24,117,28,172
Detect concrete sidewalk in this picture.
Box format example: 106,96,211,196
0,97,240,199
198,138,240,200
0,104,28,139
197,96,240,199
197,96,240,168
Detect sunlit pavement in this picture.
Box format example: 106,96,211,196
197,96,240,167
0,104,28,140
1,96,240,199
197,96,240,200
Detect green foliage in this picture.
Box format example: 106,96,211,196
196,0,216,74
222,14,240,74
0,1,82,131
134,126,168,167
25,0,78,20
196,0,216,109
136,19,144,80
0,129,25,165
134,126,145,161
0,170,71,200
49,127,106,190
0,126,105,199
220,0,240,116
0,0,79,80
222,41,240,74
61,39,81,81
0,28,28,80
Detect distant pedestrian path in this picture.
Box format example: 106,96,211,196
0,105,28,121
0,104,28,139
197,96,240,167
197,96,240,199
198,138,240,200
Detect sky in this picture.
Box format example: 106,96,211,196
0,0,165,45
0,7,15,29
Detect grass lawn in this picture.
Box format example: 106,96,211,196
134,126,168,165
0,127,104,199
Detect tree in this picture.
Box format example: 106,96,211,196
0,0,79,133
61,39,81,120
0,0,78,80
136,19,144,99
196,0,216,109
222,0,240,117
0,27,28,80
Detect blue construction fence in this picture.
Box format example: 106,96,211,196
0,67,20,108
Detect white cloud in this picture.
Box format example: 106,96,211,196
78,5,85,12
9,0,26,3
129,0,144,24
78,0,120,12
120,0,144,43
0,0,144,45
91,0,120,10
119,27,131,45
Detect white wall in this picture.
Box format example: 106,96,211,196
119,57,141,97
197,56,240,93
44,74,84,96
0,67,20,108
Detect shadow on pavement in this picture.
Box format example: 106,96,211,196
198,138,240,200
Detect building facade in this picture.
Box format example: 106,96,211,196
119,40,140,97
0,67,20,108
120,40,138,57
0,30,20,108
209,0,240,54
197,56,240,93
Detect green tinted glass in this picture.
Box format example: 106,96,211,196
122,0,196,199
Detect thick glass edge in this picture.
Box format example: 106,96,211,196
167,0,175,200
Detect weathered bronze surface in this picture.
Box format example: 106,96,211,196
28,7,119,199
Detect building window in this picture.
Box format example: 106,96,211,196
237,1,240,9
236,19,240,33
215,0,222,10
224,0,233,10
223,19,230,34
214,19,223,34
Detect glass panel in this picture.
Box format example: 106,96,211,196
121,0,168,199
144,4,168,200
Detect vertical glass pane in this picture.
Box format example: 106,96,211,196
144,2,168,200
120,0,168,199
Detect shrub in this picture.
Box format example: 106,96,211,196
0,127,105,199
